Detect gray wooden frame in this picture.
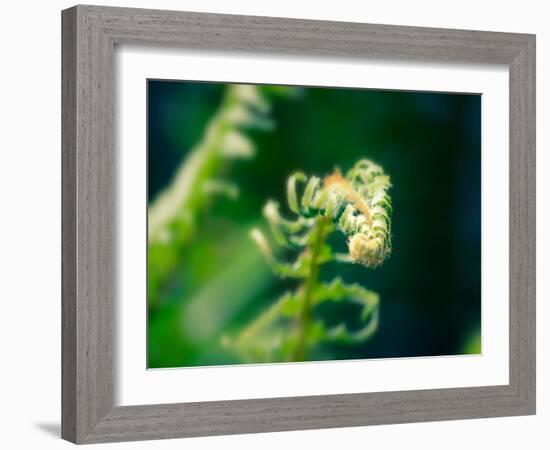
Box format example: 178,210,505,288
62,4,536,444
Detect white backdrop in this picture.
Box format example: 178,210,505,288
117,48,509,405
0,1,546,449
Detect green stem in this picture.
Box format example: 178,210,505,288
290,216,328,361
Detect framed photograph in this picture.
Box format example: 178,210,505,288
62,5,536,444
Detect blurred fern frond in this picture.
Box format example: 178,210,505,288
148,84,298,308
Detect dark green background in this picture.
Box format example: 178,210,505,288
148,80,481,368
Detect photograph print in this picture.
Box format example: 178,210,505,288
147,80,481,369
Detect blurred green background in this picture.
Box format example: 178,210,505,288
147,80,481,368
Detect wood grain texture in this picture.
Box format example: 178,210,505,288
61,7,77,443
61,4,536,444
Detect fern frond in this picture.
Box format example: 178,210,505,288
147,84,297,308
258,160,392,268
249,229,312,279
311,278,379,343
308,309,379,344
303,160,392,267
222,291,298,362
229,159,392,363
149,84,281,244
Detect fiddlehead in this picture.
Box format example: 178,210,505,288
225,159,392,363
266,159,392,267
